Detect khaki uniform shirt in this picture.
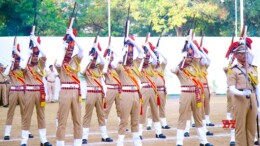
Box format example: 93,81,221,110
140,64,155,83
56,55,82,83
0,72,7,83
115,58,142,86
228,63,258,90
104,68,119,85
83,64,104,86
173,65,196,86
24,57,46,85
152,63,166,86
9,68,24,86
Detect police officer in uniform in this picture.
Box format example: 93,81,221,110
112,36,144,146
228,37,259,146
192,40,214,136
81,41,113,144
0,63,8,107
55,28,83,146
103,44,121,123
4,39,34,140
224,41,237,146
21,34,52,146
171,33,213,146
138,41,166,139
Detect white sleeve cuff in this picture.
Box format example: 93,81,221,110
229,85,243,96
256,85,260,107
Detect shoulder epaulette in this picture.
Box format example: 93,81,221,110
230,64,237,69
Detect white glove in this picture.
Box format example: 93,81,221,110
125,37,136,46
67,29,76,40
30,34,36,41
185,36,191,45
257,107,260,117
182,52,187,58
229,85,246,97
66,28,73,35
108,45,114,52
29,35,46,57
92,43,98,49
242,89,251,96
144,43,150,49
30,35,37,43
55,63,62,68
55,59,62,68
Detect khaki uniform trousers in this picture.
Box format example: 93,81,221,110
22,91,45,130
140,88,160,124
47,82,55,101
104,89,121,119
147,91,167,119
233,93,257,146
6,91,25,125
177,92,203,130
56,89,82,140
200,89,210,119
6,84,11,104
118,91,140,135
0,84,7,105
203,87,211,115
227,89,233,114
83,92,105,128
158,91,167,118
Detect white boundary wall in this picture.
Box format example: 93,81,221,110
0,36,259,99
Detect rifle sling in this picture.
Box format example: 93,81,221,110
234,65,256,90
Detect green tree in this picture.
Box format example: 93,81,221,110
0,0,259,37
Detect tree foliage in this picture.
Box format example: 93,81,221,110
0,0,259,37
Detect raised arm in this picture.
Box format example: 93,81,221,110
30,35,46,57
144,43,157,64
126,37,144,59
66,29,84,58
190,41,207,65
156,48,167,64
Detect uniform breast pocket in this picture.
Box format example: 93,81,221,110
237,73,246,85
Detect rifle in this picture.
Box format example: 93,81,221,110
228,33,235,64
65,2,77,44
240,25,248,92
156,35,161,49
27,0,38,65
180,29,192,69
9,37,17,72
156,28,165,48
154,29,164,60
29,0,38,51
143,21,153,54
89,28,101,57
200,30,203,48
105,36,112,61
123,5,131,65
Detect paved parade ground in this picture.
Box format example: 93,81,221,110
0,95,258,146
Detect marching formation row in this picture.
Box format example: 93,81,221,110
0,21,259,146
